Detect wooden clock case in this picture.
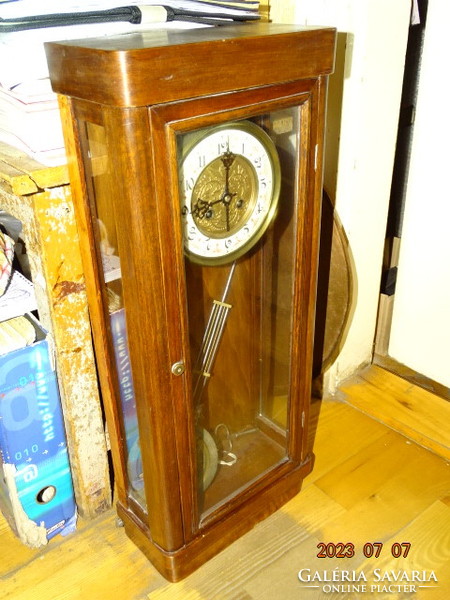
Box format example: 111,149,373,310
45,23,336,581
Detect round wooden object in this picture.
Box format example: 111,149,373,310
313,191,354,377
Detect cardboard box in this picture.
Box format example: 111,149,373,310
0,314,76,547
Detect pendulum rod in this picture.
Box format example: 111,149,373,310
192,261,236,404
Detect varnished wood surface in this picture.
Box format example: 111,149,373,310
374,353,450,403
340,364,450,461
0,141,68,195
49,24,336,576
45,24,336,107
1,366,449,599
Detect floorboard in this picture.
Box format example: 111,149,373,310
1,367,449,599
340,365,450,460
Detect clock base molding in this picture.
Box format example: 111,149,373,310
117,454,314,582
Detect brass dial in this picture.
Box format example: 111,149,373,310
191,151,258,238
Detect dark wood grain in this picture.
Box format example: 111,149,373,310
50,24,336,581
45,24,335,107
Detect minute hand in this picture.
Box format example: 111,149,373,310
221,150,237,231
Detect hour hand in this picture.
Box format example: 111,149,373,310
191,197,211,219
192,195,226,220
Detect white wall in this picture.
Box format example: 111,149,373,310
271,0,411,392
388,0,450,388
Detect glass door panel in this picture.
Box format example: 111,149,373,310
177,107,301,519
79,120,146,510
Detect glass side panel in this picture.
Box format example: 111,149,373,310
177,108,300,519
80,121,146,510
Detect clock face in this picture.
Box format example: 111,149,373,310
179,121,280,265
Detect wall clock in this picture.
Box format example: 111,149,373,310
45,23,336,581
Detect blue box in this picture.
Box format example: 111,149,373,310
0,315,77,547
110,309,143,496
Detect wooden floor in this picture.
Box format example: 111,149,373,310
1,365,449,599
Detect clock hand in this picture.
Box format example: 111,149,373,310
192,191,231,220
225,202,231,232
191,150,242,229
221,149,235,192
209,197,226,207
220,149,238,231
192,197,212,219
221,150,235,201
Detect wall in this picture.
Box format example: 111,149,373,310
271,0,411,392
388,0,450,388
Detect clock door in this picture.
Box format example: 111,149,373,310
184,110,301,522
151,87,316,529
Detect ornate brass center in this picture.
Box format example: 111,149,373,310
191,153,257,238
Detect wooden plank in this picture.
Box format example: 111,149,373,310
317,462,450,553
340,365,450,460
357,500,450,599
306,398,387,483
15,160,68,191
315,428,450,512
281,481,346,530
0,157,39,195
0,511,161,600
0,511,37,575
0,142,68,195
0,183,111,518
32,186,111,517
375,353,450,402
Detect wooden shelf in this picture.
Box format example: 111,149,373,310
0,142,69,195
0,142,111,519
